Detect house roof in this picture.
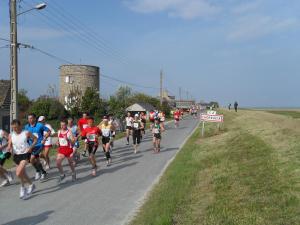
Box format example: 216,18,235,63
126,102,155,112
0,80,11,109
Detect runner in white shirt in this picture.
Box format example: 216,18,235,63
38,116,55,170
125,112,133,145
7,119,38,199
0,129,13,187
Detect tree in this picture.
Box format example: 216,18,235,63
65,86,82,118
81,87,106,117
18,89,31,113
29,97,65,120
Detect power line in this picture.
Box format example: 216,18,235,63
101,74,159,90
23,0,128,66
46,0,129,64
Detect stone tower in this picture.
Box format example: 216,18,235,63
59,65,100,105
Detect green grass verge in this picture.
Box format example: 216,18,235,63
266,110,300,119
129,111,300,225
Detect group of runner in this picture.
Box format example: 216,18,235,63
0,108,185,200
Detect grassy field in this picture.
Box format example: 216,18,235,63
266,110,300,119
129,109,300,225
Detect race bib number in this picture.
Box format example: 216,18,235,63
154,128,159,134
133,123,139,129
102,129,110,137
59,138,68,146
83,124,88,129
87,134,96,142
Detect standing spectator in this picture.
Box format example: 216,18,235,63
228,103,231,110
234,101,238,112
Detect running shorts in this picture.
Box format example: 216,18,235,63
154,133,161,139
87,142,98,155
58,147,73,158
102,137,111,145
132,130,141,145
13,153,30,165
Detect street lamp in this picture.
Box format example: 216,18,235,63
9,1,47,125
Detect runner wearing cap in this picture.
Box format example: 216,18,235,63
38,116,55,170
132,114,144,154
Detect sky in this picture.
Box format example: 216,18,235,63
1,0,300,107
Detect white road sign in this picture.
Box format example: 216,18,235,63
200,114,223,123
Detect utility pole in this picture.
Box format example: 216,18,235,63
179,87,182,101
160,69,163,106
10,0,18,124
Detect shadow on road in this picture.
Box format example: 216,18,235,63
2,210,54,225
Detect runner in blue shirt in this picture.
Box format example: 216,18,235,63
24,113,50,181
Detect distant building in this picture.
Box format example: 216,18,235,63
59,65,100,105
175,100,195,110
0,80,11,131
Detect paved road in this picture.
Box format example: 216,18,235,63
0,116,199,225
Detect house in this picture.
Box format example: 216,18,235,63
0,80,11,131
126,102,155,116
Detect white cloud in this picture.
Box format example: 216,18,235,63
228,15,298,41
124,0,221,19
232,1,261,14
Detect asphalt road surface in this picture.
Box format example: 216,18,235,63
0,116,199,225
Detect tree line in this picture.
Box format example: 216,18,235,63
18,86,171,121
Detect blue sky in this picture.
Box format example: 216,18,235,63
1,0,300,107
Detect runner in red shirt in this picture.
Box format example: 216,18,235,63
78,112,89,157
174,109,181,128
56,119,76,183
81,117,101,176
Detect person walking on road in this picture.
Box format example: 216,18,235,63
0,129,13,187
8,119,37,199
132,114,144,154
228,103,231,110
234,101,238,112
56,118,76,183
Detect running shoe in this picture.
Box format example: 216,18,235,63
0,179,9,187
58,174,66,183
27,183,36,195
35,172,41,181
72,173,76,182
40,173,48,182
6,171,13,183
19,186,27,199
